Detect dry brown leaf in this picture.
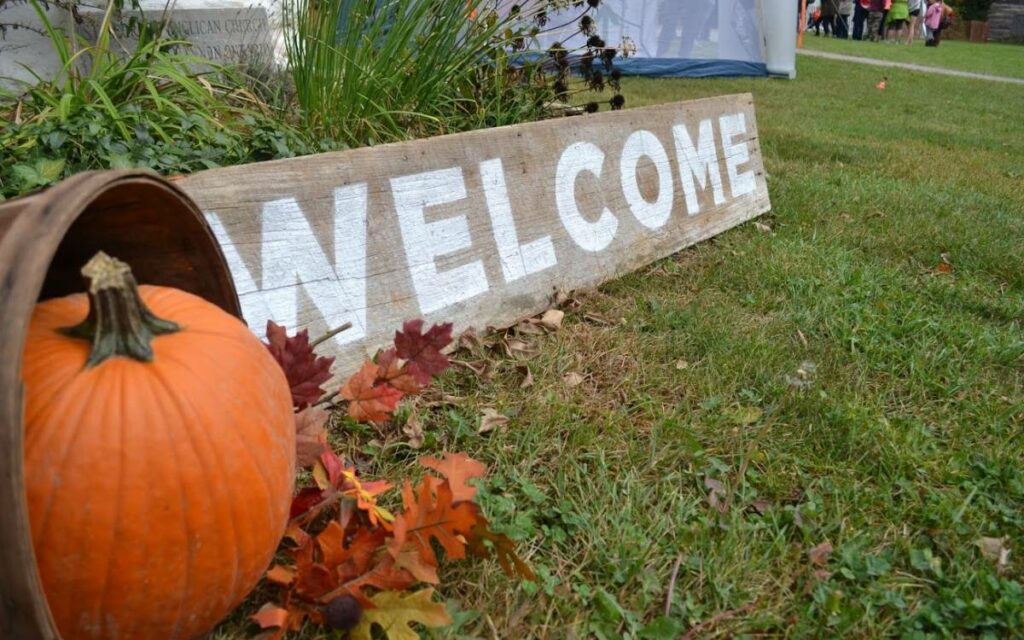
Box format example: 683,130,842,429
675,359,690,370
455,328,483,352
808,541,834,567
516,321,546,336
517,365,534,389
505,339,538,357
553,289,582,309
294,406,330,468
479,408,510,435
754,221,773,233
582,312,612,326
539,309,564,331
402,411,425,449
976,537,1011,573
454,360,489,378
704,476,728,514
562,372,585,387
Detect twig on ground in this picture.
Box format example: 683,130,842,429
665,551,684,616
681,599,759,640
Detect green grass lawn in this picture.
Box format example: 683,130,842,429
217,53,1024,638
800,35,1024,80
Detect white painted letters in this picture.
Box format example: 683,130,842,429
391,167,489,315
718,113,757,199
259,194,368,344
672,119,726,215
480,158,557,282
620,130,674,230
555,141,619,252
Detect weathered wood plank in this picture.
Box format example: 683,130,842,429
179,93,771,374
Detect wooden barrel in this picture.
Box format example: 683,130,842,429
0,170,241,640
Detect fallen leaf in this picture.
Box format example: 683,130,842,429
505,338,538,357
726,405,763,426
341,361,405,424
517,365,534,388
562,372,585,387
390,480,478,565
419,452,487,502
751,499,772,515
402,412,425,449
466,519,536,581
294,406,330,468
350,588,452,640
539,309,564,331
265,321,336,409
808,541,833,567
251,603,289,630
935,262,953,274
675,359,689,370
479,408,509,434
704,476,728,514
976,537,1011,573
391,545,440,584
394,320,453,385
754,221,773,233
266,564,297,586
376,349,421,395
516,320,546,336
453,359,489,377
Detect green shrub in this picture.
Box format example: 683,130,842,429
0,0,310,199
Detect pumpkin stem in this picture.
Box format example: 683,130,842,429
62,251,180,367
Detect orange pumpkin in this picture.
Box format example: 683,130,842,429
21,252,295,640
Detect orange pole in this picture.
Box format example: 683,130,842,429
798,0,807,48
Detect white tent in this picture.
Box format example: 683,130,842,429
532,0,797,79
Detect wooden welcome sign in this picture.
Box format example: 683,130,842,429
180,94,770,372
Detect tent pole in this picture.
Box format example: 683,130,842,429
798,0,807,48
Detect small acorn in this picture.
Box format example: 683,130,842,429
323,595,363,631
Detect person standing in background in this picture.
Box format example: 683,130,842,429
866,0,886,40
820,0,839,35
838,0,855,37
906,0,924,43
853,0,871,38
886,0,910,41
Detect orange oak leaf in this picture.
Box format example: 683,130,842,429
419,452,486,502
294,406,330,468
265,321,335,409
391,543,440,584
390,479,478,566
322,553,418,609
342,360,405,423
394,320,453,385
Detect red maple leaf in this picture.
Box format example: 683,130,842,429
394,320,453,385
265,321,335,409
340,360,406,424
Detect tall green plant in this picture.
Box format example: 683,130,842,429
283,0,514,146
0,0,309,198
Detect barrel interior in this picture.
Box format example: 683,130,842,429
37,180,239,315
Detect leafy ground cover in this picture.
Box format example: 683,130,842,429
217,51,1024,638
800,35,1024,80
